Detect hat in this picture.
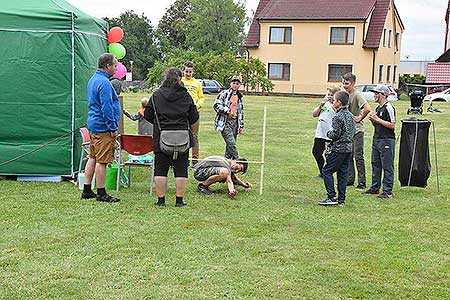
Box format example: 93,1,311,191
230,76,242,83
370,85,389,96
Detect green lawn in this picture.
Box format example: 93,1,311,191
1,93,450,300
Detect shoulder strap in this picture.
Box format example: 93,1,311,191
151,95,162,131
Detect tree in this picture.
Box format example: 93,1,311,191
186,0,246,54
104,11,160,80
156,0,192,55
238,58,274,92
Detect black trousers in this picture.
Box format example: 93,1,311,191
312,138,327,176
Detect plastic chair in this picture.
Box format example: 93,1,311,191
78,127,91,174
116,134,154,194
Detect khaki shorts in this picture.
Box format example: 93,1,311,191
89,132,116,164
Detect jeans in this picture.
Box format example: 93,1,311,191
370,138,395,193
221,118,239,159
348,131,366,185
323,151,351,203
312,138,327,176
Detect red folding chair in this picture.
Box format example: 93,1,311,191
78,127,91,174
116,134,154,194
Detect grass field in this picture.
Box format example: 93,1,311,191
1,93,450,300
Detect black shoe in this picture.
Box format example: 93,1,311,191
346,182,354,186
377,192,392,199
175,201,187,207
191,159,198,167
362,189,379,195
197,183,214,195
355,183,366,190
154,200,166,206
81,190,96,200
96,194,120,203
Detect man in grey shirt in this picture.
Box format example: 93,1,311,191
194,156,252,197
342,73,371,190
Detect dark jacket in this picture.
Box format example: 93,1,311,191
326,107,355,153
144,85,199,152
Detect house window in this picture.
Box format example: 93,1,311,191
393,65,398,82
268,63,290,80
269,27,292,44
388,30,392,48
330,27,355,45
383,29,387,47
395,33,400,50
328,64,353,82
386,65,391,82
378,65,384,82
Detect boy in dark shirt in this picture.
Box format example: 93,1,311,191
319,91,356,206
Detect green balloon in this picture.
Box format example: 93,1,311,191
108,43,126,59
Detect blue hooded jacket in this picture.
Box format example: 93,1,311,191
87,70,121,133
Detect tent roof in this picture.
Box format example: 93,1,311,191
0,0,107,34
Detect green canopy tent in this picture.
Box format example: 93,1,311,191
0,0,108,176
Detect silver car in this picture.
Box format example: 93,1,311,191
355,84,398,101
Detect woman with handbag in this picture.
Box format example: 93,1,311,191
144,67,199,207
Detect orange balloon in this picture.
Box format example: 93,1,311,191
108,27,124,43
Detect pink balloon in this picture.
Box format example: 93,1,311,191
113,63,127,79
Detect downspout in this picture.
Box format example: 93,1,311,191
371,50,376,84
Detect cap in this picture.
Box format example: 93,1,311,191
230,76,242,83
370,85,390,96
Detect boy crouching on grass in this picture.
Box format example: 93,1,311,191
319,91,356,207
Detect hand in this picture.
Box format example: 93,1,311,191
123,109,128,114
110,131,119,138
228,112,237,119
354,115,362,123
244,182,253,190
228,188,237,197
238,128,244,134
319,101,326,107
369,113,380,123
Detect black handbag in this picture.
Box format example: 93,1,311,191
151,96,190,160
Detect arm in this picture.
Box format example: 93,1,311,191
226,174,237,197
196,81,205,110
326,117,343,141
99,83,118,132
213,91,230,115
123,110,140,121
238,97,244,132
232,174,252,189
312,101,325,117
369,104,396,129
355,102,371,123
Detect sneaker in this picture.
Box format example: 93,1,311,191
377,192,392,199
362,189,379,195
338,202,346,207
318,198,338,206
81,190,96,200
346,182,354,186
355,183,366,190
96,194,120,203
197,183,214,195
154,200,166,206
175,201,187,207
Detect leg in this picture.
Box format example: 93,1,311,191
191,117,200,162
380,139,395,194
354,131,366,186
175,178,188,197
153,152,171,199
94,162,107,188
154,176,168,197
322,151,339,199
312,138,326,176
347,141,356,185
84,157,96,184
370,140,382,192
203,168,229,187
336,152,351,203
221,121,239,159
173,153,189,206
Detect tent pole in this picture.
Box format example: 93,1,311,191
70,13,76,177
259,106,267,195
432,121,440,192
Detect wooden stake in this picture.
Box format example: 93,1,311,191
259,106,267,195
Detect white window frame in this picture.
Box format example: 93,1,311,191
268,25,293,44
326,63,354,82
328,25,356,45
267,62,292,81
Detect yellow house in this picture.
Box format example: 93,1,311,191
245,0,405,95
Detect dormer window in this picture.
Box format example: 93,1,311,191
330,27,355,45
269,27,292,44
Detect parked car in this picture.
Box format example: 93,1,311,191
355,84,398,101
199,79,224,94
424,87,450,102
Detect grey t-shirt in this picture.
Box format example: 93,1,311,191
348,89,367,134
194,156,231,172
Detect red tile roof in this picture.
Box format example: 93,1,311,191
426,63,450,84
245,0,403,50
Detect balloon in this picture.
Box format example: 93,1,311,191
113,63,127,79
108,27,124,43
108,43,126,59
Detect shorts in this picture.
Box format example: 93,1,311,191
193,166,223,182
89,132,116,164
154,152,189,178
